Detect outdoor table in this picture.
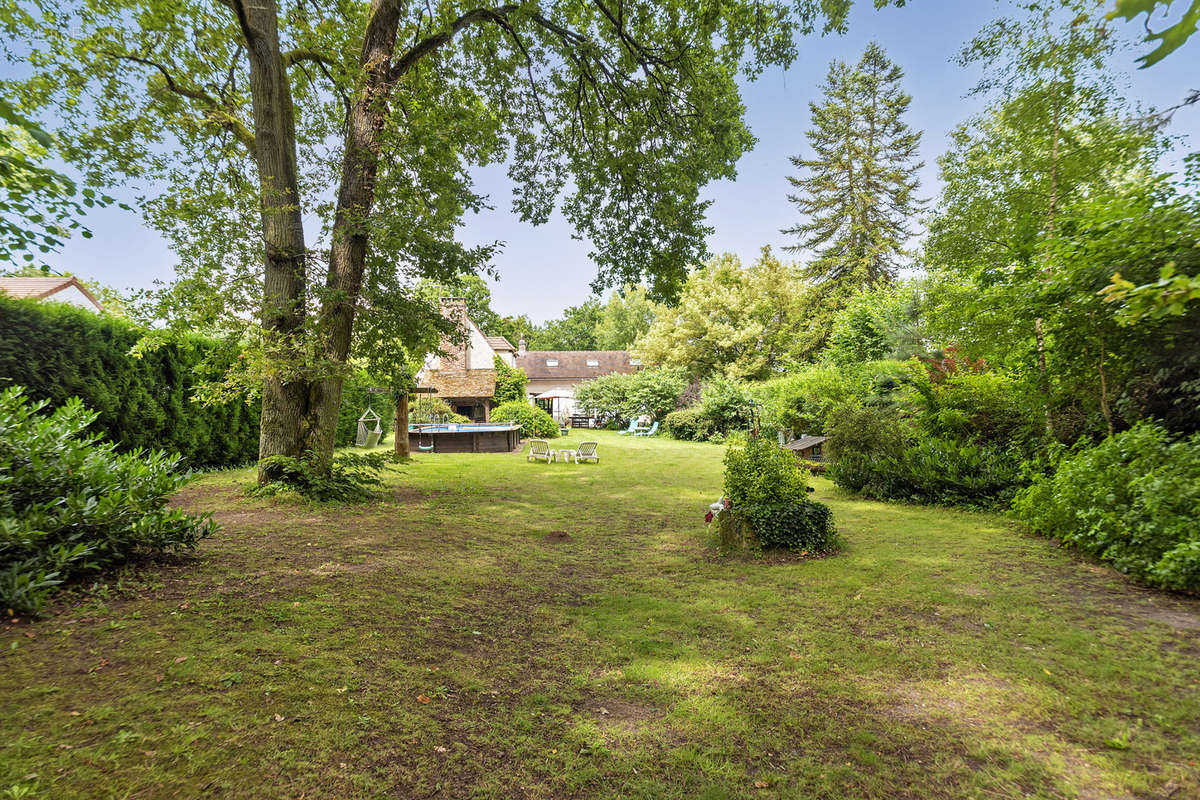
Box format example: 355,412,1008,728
552,449,576,463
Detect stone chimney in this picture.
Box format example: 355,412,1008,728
517,334,527,355
439,297,469,372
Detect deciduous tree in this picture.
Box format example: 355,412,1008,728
3,0,889,476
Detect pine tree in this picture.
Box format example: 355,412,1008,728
784,43,923,291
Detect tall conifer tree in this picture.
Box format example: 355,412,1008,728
783,43,923,291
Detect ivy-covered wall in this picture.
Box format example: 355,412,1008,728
0,295,259,469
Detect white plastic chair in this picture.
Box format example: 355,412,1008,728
574,441,599,463
527,439,551,463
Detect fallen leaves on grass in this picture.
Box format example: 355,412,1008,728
416,694,431,704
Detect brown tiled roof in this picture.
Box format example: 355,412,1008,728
514,350,637,380
423,369,496,399
486,335,515,352
784,436,827,451
0,276,101,308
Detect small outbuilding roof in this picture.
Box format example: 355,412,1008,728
784,435,827,451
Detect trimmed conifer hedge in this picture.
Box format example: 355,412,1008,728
0,295,258,469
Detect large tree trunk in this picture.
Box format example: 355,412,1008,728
234,0,313,480
394,392,410,460
303,0,405,459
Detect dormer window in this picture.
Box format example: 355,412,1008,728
586,359,599,367
546,359,559,367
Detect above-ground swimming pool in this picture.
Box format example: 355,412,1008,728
407,422,522,453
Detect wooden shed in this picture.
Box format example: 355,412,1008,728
784,435,827,461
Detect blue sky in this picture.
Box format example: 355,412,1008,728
25,0,1200,323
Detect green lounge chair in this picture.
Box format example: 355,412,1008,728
634,421,659,437
618,419,640,435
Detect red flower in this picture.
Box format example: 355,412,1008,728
723,497,731,509
704,511,714,523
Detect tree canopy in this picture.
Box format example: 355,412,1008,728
1,0,897,471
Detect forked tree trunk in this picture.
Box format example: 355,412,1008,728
237,0,313,481
302,0,405,460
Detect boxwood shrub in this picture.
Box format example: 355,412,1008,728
491,401,558,439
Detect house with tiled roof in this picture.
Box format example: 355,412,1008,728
417,298,638,422
0,276,103,313
514,344,638,420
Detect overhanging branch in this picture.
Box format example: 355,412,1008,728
101,49,257,153
389,4,520,81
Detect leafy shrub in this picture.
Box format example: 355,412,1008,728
1013,423,1200,590
824,402,908,466
0,387,216,615
251,451,393,502
492,355,529,404
0,294,258,468
826,402,1025,507
627,367,688,419
574,367,686,423
410,396,470,424
754,361,906,436
491,400,558,438
903,370,1041,448
335,369,393,447
573,372,634,426
664,407,714,441
720,435,836,553
723,434,810,507
738,502,839,551
700,377,754,433
833,437,1025,508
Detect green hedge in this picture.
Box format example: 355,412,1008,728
1013,423,1200,591
491,400,558,439
0,295,258,469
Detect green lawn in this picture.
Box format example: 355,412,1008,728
2,431,1198,799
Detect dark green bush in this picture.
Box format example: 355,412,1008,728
825,400,1026,508
664,407,714,441
0,387,217,615
250,451,393,502
738,502,839,552
491,400,558,438
0,295,258,468
720,435,835,553
832,437,1025,508
1012,423,1200,591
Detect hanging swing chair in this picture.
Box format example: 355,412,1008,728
356,407,383,448
417,428,436,452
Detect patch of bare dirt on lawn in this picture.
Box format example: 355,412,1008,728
885,673,1144,800
587,698,665,732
